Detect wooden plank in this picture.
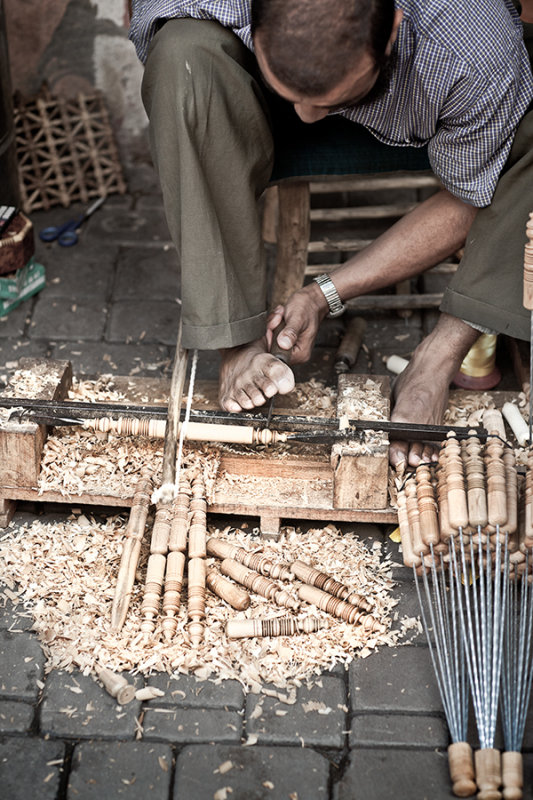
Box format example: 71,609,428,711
0,359,72,487
309,174,439,193
0,498,16,527
271,181,310,307
332,374,390,510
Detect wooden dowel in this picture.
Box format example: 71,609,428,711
436,462,455,541
298,584,384,632
475,748,502,800
502,402,529,447
463,433,488,529
485,437,508,527
503,449,518,536
85,417,287,445
149,502,172,555
220,558,300,611
162,550,186,641
226,616,327,639
444,433,469,530
111,471,152,631
447,741,477,798
169,479,191,552
188,474,207,559
162,327,188,496
397,490,421,568
140,552,166,639
501,751,523,800
187,556,206,647
290,559,373,611
334,316,366,373
206,568,251,611
207,538,293,582
95,665,136,705
405,479,428,557
415,464,440,546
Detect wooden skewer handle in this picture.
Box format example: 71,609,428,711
226,616,327,638
447,742,477,797
501,751,523,800
334,316,366,372
298,584,384,632
95,666,136,705
270,320,293,364
475,748,502,800
206,568,251,611
290,559,373,611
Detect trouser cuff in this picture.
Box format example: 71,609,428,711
441,288,530,341
182,311,268,350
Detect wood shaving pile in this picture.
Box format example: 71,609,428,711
291,379,337,417
0,518,402,691
443,391,496,427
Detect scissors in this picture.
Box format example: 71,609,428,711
39,196,106,247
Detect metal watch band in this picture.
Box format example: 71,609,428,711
313,274,345,318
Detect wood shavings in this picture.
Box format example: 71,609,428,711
443,391,495,427
0,517,402,692
291,379,336,417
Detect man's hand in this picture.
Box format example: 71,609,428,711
267,280,330,363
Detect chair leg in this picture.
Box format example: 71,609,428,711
271,181,310,308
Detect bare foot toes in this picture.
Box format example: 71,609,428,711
219,339,295,412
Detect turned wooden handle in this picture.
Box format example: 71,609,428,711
270,320,293,364
501,751,523,800
448,742,476,797
523,212,533,311
475,748,502,800
206,568,251,611
334,316,366,371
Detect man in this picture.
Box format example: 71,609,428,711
130,0,533,466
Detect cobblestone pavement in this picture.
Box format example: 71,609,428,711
0,174,532,799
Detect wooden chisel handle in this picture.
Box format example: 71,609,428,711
335,316,366,372
523,212,533,310
269,320,293,364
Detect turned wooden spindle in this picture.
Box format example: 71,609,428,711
397,489,422,568
298,584,384,632
290,559,373,612
141,552,166,638
482,409,507,443
207,537,293,582
226,616,328,639
404,478,428,557
95,665,136,705
444,432,469,531
447,742,477,798
524,452,533,548
501,751,523,800
169,480,191,553
187,556,206,647
150,502,172,555
485,436,508,528
111,471,152,631
415,464,440,546
188,474,207,559
463,432,488,529
502,402,529,447
503,448,518,536
206,568,251,611
475,748,502,800
161,550,186,641
220,558,300,611
436,462,455,541
84,417,288,445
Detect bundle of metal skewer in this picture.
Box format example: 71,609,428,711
397,407,533,799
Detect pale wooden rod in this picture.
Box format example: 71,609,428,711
310,201,416,222
309,174,440,193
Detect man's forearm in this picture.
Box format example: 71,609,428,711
328,188,478,302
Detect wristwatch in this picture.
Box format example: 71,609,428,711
313,273,345,318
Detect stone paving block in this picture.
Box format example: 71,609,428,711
88,205,172,246
388,579,427,644
40,669,141,739
334,748,456,800
349,646,442,713
0,592,35,632
0,302,29,338
42,243,118,300
145,674,245,711
107,300,180,345
67,741,173,800
174,744,330,800
0,340,49,373
0,630,44,699
245,676,347,749
0,699,35,733
142,706,243,744
0,737,65,800
29,296,107,341
113,247,180,301
350,713,448,748
50,340,171,378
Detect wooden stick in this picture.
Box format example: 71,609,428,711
187,556,206,647
502,402,529,447
298,584,384,632
149,502,172,555
501,751,523,800
447,742,477,798
110,471,152,631
207,537,293,582
188,473,207,559
444,432,469,530
405,478,428,557
220,558,300,611
168,479,191,553
397,490,422,568
206,568,251,610
290,559,373,611
226,616,327,638
485,437,508,528
503,449,518,536
475,748,502,800
160,325,188,501
415,464,440,546
463,433,488,529
140,553,166,639
84,416,287,445
483,409,507,442
161,550,186,641
95,665,136,705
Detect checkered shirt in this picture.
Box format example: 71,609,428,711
129,0,533,206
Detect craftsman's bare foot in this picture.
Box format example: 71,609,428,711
389,314,480,469
219,337,295,412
